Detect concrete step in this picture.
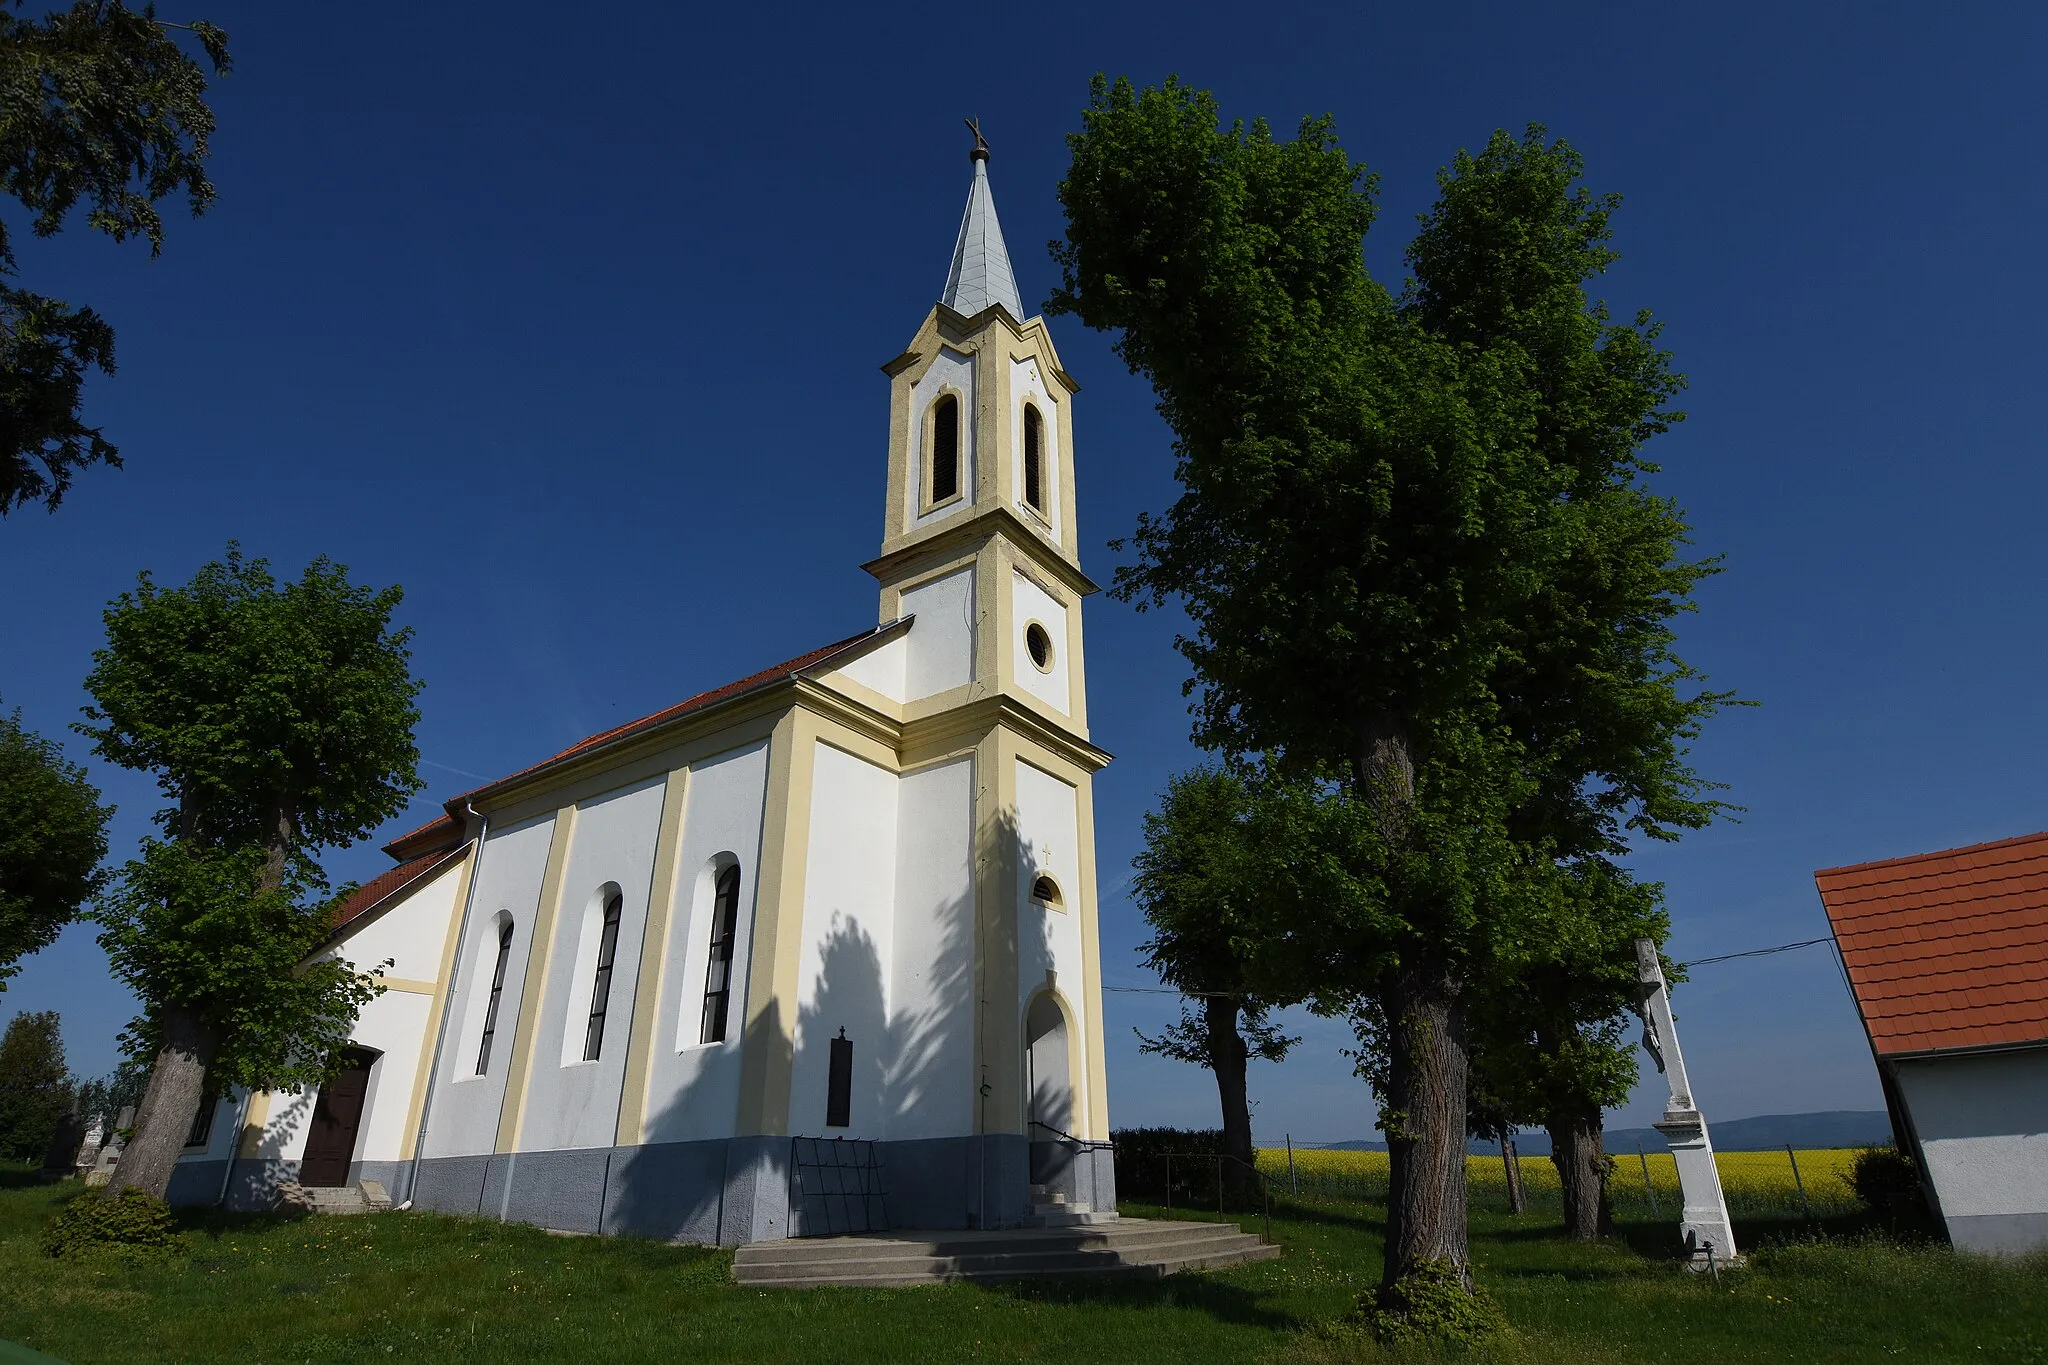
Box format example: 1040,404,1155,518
732,1218,1278,1287
735,1220,1252,1266
278,1180,385,1215
736,1240,1279,1288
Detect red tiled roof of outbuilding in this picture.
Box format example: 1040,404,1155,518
1816,832,2048,1057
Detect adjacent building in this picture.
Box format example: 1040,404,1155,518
1817,833,2048,1254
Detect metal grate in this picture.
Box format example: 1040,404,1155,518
790,1136,889,1236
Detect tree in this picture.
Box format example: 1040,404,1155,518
1130,767,1298,1185
0,3,231,515
77,546,422,1200
1053,79,1729,1305
1459,859,1671,1238
0,1009,73,1160
0,703,111,987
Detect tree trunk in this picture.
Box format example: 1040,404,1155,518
1350,710,1474,1293
1548,1103,1613,1239
1204,993,1255,1203
1380,960,1471,1292
103,1003,218,1202
1502,1137,1526,1215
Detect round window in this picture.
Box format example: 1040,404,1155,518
1024,622,1054,672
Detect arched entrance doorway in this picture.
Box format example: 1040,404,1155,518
1024,994,1072,1136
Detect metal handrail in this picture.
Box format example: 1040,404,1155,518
1154,1150,1271,1245
1027,1119,1115,1151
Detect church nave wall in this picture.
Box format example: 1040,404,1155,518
421,813,557,1160
637,738,771,1145
514,775,667,1154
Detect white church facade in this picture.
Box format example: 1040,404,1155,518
166,147,1117,1240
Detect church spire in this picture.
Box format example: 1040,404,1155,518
941,120,1024,321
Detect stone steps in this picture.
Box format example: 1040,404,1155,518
732,1217,1279,1288
277,1179,391,1215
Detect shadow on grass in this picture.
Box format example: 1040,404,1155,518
982,1268,1303,1331
0,1167,53,1191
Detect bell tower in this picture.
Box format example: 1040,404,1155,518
865,132,1096,737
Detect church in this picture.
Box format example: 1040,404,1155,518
165,143,1117,1242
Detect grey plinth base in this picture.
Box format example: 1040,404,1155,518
1653,1109,1740,1270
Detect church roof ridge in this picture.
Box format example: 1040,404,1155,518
418,622,902,829
941,152,1025,322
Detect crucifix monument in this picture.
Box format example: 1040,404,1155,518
1634,937,1739,1268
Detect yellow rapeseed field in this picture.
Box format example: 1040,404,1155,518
1256,1145,1862,1211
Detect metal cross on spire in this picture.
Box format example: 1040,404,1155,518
965,116,991,162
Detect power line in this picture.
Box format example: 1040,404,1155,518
1104,935,1839,998
1684,936,1833,967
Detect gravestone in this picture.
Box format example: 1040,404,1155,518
1634,938,1739,1268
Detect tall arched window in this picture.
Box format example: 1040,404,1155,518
929,394,960,505
582,888,624,1061
1022,403,1044,512
476,917,515,1075
699,864,743,1043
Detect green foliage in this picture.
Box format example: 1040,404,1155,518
79,546,425,850
1847,1145,1923,1211
0,2,231,515
71,1055,147,1129
1131,766,1299,1066
94,840,384,1093
78,545,418,1095
1357,1257,1508,1343
0,1011,72,1161
42,1185,176,1258
0,706,111,988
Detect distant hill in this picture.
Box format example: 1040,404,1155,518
1288,1111,1893,1157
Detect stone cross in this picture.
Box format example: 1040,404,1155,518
1635,938,1739,1267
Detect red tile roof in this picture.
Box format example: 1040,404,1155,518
444,625,886,807
330,846,466,935
366,626,892,876
1816,832,2048,1057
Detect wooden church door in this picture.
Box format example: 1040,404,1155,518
299,1046,379,1187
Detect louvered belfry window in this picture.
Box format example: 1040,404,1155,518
930,394,960,503
1023,404,1044,511
699,864,743,1044
583,889,625,1061
476,918,515,1075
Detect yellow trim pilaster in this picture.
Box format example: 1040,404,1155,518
734,710,817,1136
1074,774,1111,1140
979,727,1024,1135
496,805,577,1153
234,1090,273,1159
614,764,691,1146
400,846,475,1157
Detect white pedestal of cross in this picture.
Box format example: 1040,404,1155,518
1635,939,1739,1270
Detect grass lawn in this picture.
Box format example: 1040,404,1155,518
2,1165,2044,1364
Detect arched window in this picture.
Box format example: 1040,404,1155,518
1022,403,1044,512
476,917,515,1075
581,888,624,1061
699,864,743,1044
1030,873,1062,906
929,394,960,505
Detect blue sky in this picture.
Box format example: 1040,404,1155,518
4,2,2045,1144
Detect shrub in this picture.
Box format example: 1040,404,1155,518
1355,1258,1509,1343
1846,1145,1922,1212
44,1187,179,1258
1110,1127,1225,1203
